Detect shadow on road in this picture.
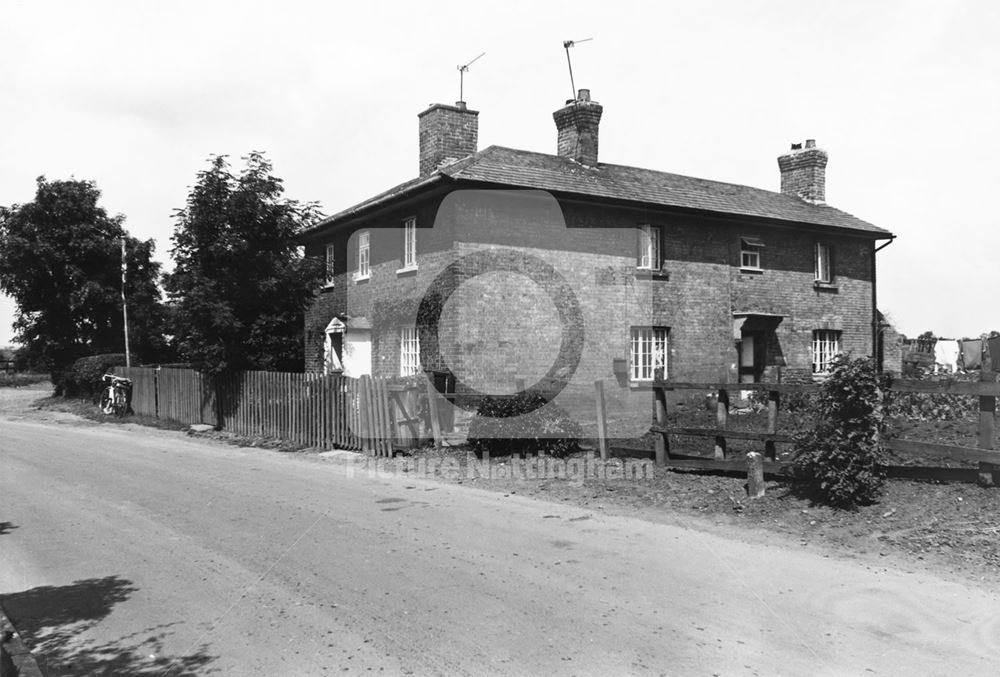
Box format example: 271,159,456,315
0,522,17,535
1,575,214,676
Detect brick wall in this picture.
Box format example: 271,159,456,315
303,188,877,432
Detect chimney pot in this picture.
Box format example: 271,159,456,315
777,139,828,203
417,102,479,176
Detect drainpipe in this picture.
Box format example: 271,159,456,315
872,235,896,371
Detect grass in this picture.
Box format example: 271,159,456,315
32,394,190,432
32,393,311,452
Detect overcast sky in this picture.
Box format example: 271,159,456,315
2,0,997,348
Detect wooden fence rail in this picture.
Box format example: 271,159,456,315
645,372,1000,484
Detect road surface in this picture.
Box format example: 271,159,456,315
1,386,998,675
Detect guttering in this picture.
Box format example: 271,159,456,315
875,234,896,252
871,234,895,370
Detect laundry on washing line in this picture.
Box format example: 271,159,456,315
989,336,1000,372
958,338,982,371
933,339,960,374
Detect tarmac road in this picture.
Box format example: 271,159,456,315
1,386,998,676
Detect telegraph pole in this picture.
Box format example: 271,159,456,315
121,236,131,367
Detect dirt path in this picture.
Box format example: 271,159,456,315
2,389,1000,674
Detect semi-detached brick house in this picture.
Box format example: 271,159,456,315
299,89,893,429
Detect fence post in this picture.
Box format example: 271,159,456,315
425,377,443,451
765,389,780,460
594,380,609,461
979,370,996,451
715,388,729,460
654,385,668,466
747,451,765,498
358,375,372,455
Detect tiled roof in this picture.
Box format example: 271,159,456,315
307,145,891,237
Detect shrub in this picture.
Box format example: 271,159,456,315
468,392,583,459
59,353,127,399
791,355,888,508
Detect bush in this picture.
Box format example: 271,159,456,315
791,355,888,508
58,353,127,399
468,392,583,459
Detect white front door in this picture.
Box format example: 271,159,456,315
343,329,372,377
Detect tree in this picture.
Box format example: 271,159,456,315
164,153,323,373
0,177,168,386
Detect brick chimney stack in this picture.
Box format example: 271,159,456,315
418,101,479,177
777,139,828,203
553,89,603,166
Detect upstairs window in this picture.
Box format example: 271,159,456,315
324,243,336,286
357,231,370,279
630,326,668,381
815,243,832,283
400,326,421,376
637,224,661,270
812,330,841,374
740,237,764,270
403,217,417,269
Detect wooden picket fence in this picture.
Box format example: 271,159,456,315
114,367,423,456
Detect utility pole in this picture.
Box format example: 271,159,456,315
121,236,131,367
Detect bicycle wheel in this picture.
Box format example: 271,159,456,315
100,387,115,415
114,388,128,417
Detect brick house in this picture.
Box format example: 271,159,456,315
299,90,893,427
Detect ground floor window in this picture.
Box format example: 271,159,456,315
400,326,420,376
812,329,842,374
630,326,668,381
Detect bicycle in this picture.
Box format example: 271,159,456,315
99,373,132,417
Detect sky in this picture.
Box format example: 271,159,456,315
1,0,998,346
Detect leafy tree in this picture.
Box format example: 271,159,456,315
164,153,324,373
0,177,168,389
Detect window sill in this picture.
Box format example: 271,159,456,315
396,265,418,276
813,281,838,292
320,282,335,292
635,269,670,281
739,267,764,275
353,274,370,284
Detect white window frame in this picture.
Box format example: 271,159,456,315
324,243,336,286
815,242,832,283
630,326,668,382
400,326,420,376
812,329,842,374
637,224,660,271
740,249,760,269
739,237,764,271
401,216,417,270
356,231,370,280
